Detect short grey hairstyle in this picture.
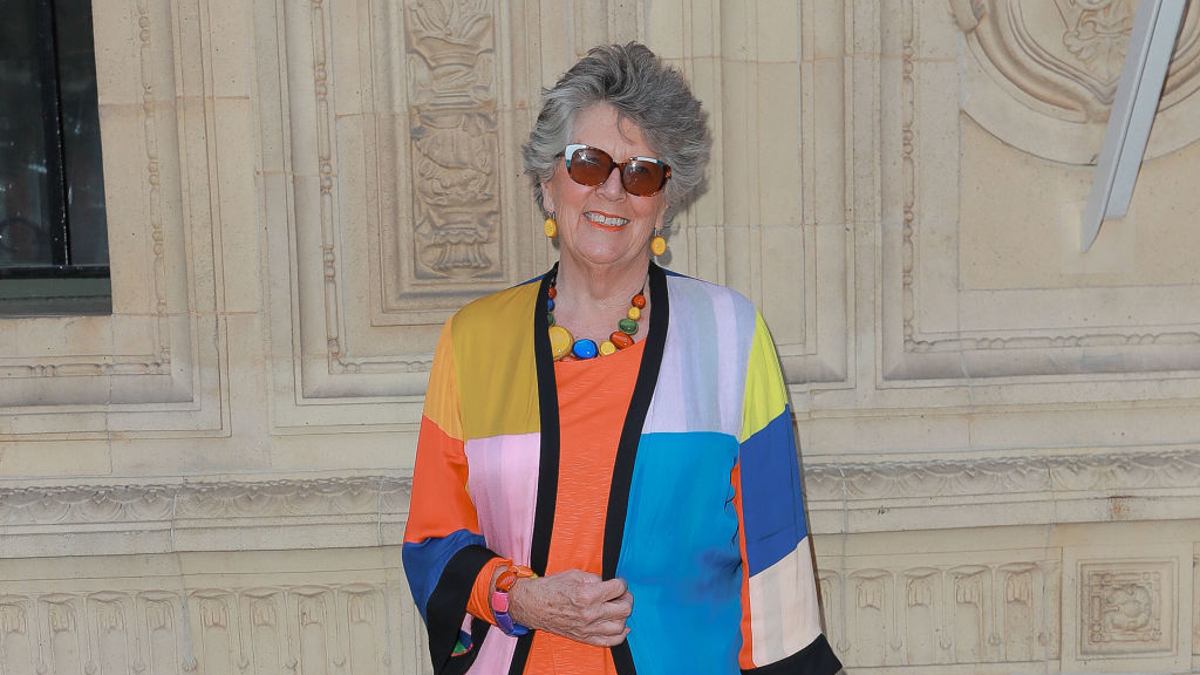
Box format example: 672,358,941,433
523,43,711,225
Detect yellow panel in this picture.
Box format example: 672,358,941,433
452,281,543,439
740,312,787,442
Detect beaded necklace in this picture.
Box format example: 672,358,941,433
546,273,646,361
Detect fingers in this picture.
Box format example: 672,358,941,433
507,570,636,646
594,577,628,602
584,624,630,647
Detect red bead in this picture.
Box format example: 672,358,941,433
548,286,557,299
631,293,646,308
610,331,634,349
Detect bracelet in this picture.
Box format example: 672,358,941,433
490,564,536,636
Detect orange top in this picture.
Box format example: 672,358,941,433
466,339,644,674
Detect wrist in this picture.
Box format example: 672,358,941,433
505,576,532,627
490,564,536,636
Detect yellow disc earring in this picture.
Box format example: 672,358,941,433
650,231,666,256
544,216,558,239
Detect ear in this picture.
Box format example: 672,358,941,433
540,181,556,214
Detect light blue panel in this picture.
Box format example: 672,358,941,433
618,432,744,674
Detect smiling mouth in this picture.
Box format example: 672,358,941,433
584,211,630,229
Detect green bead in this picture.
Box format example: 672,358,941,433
547,313,555,327
618,318,638,335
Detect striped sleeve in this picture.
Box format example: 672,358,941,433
732,312,841,675
402,317,496,674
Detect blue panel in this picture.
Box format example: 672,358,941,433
402,529,486,622
739,408,808,576
617,432,743,675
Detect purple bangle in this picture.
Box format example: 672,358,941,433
490,589,530,636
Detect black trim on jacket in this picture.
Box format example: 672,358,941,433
602,262,669,675
426,544,497,674
741,634,842,675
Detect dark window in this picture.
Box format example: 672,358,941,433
0,0,109,315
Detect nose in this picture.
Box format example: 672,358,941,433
596,165,626,199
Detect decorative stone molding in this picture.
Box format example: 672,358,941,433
0,477,411,528
805,448,1200,503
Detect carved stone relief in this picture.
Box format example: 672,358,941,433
1194,552,1199,656
405,0,500,280
821,560,1060,668
952,0,1200,163
0,583,406,675
1080,560,1174,656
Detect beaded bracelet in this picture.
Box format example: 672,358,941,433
491,564,536,636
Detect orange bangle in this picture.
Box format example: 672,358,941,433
496,564,536,592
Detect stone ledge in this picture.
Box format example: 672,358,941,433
3,451,1199,555
0,476,412,558
805,448,1200,534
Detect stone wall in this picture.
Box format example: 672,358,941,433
2,1,1199,673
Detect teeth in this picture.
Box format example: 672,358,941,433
585,212,629,227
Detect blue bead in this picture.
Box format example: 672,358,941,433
547,298,555,311
572,339,598,359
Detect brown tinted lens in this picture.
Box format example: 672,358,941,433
621,160,666,196
568,147,615,185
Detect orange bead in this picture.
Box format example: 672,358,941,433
631,293,646,308
548,285,556,299
649,235,666,256
610,331,634,349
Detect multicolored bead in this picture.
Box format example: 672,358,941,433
610,331,634,349
572,339,598,359
548,325,573,360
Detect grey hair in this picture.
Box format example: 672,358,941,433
522,42,711,226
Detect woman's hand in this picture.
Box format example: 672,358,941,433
506,569,633,646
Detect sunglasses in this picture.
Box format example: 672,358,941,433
562,143,672,197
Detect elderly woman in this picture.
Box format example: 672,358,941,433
403,43,840,675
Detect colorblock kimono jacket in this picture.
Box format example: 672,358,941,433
403,263,841,675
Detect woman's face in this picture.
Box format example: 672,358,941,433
541,104,669,274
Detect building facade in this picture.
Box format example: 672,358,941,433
2,1,1200,673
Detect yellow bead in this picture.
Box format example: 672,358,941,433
599,340,617,356
627,306,641,321
548,325,573,360
544,217,558,238
649,235,666,256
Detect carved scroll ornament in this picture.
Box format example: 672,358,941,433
952,0,1200,163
